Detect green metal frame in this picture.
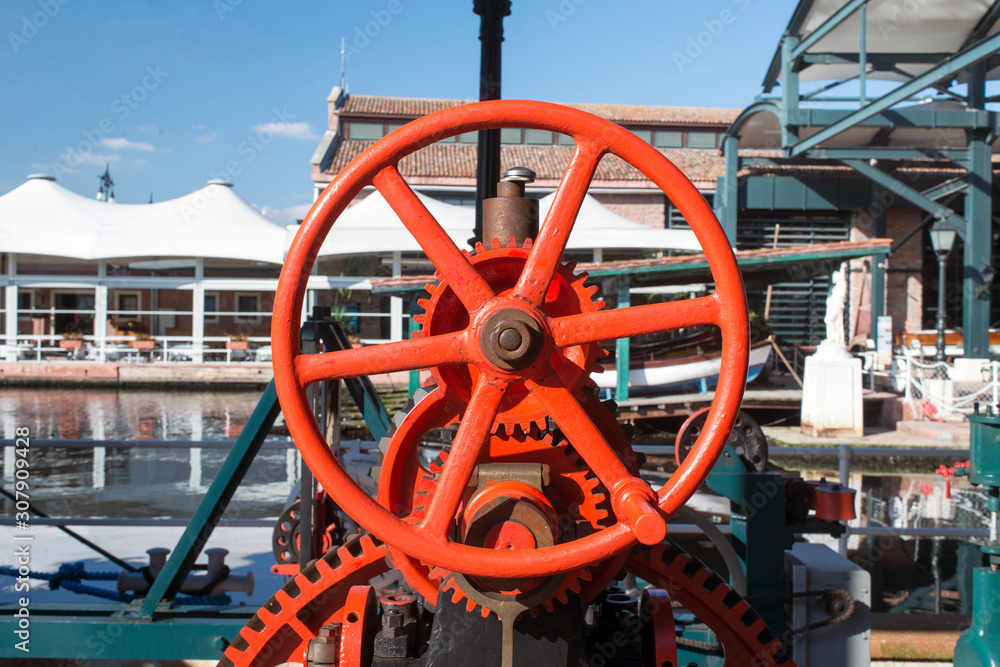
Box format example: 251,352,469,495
719,0,998,357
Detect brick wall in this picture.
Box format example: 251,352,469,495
886,209,924,334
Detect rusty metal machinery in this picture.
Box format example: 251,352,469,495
224,100,794,666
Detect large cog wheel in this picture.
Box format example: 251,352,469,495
220,535,390,667
626,542,793,666
414,239,605,435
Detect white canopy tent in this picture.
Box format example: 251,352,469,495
303,189,701,256
0,175,288,264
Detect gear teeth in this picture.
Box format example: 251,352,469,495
503,422,516,436
506,236,518,248
474,241,486,254
564,259,578,272
433,269,443,280
423,283,436,295
523,238,533,250
461,248,472,258
594,299,605,310
574,270,590,283
585,284,598,297
378,436,392,454
601,399,620,417
491,237,503,250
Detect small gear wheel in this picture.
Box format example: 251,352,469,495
373,386,634,617
413,238,605,435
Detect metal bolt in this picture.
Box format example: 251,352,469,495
502,166,535,184
498,327,523,352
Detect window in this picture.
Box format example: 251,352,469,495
116,292,141,319
654,131,683,148
348,121,384,141
236,294,260,322
204,292,220,323
500,128,522,144
524,129,553,145
16,291,33,314
386,122,405,134
630,128,653,143
687,131,717,149
458,131,478,144
557,133,574,146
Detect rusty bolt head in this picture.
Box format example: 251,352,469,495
480,309,544,371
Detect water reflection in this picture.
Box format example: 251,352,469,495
0,387,294,519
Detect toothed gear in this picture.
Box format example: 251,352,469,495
371,385,632,617
413,239,605,435
220,535,390,667
626,541,794,666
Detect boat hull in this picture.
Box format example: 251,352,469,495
595,343,772,394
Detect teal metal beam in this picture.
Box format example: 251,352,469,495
615,280,630,401
858,2,867,105
716,134,739,244
805,147,969,162
788,31,1000,156
841,159,967,236
781,34,801,147
962,0,1000,49
790,0,866,61
138,382,282,617
801,52,956,65
0,604,253,660
870,185,886,327
921,178,968,202
963,66,993,359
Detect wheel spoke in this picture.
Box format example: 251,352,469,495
514,140,605,306
294,333,467,386
525,377,632,496
420,376,509,540
551,294,720,348
374,166,494,311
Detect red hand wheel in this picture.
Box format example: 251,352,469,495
271,100,749,579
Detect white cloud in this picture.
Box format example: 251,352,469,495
137,124,159,132
99,137,156,152
252,121,317,140
196,132,221,144
256,202,312,224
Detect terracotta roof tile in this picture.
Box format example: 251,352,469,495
339,95,739,126
324,141,725,185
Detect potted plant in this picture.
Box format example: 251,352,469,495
226,333,249,350
59,332,84,349
130,332,155,350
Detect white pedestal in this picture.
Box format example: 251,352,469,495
800,342,863,438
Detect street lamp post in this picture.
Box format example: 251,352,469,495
929,222,957,363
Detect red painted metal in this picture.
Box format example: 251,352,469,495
644,589,678,667
807,482,857,522
271,100,749,579
340,585,377,667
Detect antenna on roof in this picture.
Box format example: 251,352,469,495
148,192,154,204
97,163,115,203
340,37,346,93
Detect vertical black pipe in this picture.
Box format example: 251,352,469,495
472,0,511,245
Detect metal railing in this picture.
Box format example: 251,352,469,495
899,354,1000,419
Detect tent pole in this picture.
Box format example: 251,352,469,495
192,257,205,363
4,254,16,362
390,251,403,341
95,261,107,362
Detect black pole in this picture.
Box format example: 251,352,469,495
472,0,511,246
935,252,948,363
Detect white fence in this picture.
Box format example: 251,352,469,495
900,354,1000,419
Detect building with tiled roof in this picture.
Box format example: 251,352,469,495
311,89,738,230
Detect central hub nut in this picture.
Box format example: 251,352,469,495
480,309,544,371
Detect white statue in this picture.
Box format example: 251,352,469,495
824,263,848,345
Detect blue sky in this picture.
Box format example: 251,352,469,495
1,0,800,222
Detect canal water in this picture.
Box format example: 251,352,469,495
0,387,293,519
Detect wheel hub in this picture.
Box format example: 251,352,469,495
479,307,544,371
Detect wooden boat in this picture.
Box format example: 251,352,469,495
595,340,772,395
896,330,1000,358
